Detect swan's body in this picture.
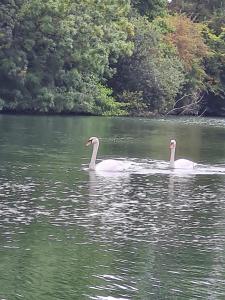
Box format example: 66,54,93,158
86,137,127,172
94,159,127,172
169,139,196,169
172,158,195,169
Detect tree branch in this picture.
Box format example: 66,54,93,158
166,94,203,115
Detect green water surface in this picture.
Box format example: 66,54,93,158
0,115,225,300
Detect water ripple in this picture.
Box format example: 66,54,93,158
0,155,225,298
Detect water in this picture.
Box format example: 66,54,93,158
0,115,225,299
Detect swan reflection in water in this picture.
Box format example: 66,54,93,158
88,169,131,200
87,170,134,240
167,172,196,203
86,168,196,242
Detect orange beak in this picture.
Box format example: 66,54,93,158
86,140,91,146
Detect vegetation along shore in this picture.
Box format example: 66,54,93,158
0,0,224,117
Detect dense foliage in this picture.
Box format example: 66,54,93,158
0,0,132,114
0,0,224,116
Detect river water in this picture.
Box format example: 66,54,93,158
0,115,225,299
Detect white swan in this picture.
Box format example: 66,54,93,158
86,137,127,172
169,139,196,169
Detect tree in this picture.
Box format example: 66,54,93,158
169,0,225,21
0,0,133,114
168,2,225,116
110,16,185,114
154,14,210,115
131,0,168,20
202,26,225,115
163,15,209,70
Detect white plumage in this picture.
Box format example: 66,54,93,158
169,139,196,169
86,137,127,172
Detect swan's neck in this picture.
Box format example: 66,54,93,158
170,147,175,168
89,142,99,170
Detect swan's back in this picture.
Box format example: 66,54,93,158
96,159,128,172
174,159,196,169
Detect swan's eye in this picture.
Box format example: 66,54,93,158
86,139,92,146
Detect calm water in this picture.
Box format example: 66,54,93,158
0,115,225,300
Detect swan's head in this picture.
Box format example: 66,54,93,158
170,139,176,149
86,137,99,146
